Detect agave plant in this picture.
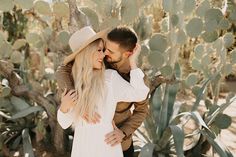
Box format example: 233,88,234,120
135,0,236,156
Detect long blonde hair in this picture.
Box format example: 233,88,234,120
72,39,105,121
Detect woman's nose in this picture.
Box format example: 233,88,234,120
102,53,105,58
100,52,105,59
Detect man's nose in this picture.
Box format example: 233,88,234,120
104,49,109,55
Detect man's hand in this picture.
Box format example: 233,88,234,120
82,112,101,124
105,121,125,146
129,44,141,69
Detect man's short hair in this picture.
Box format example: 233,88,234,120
107,26,138,52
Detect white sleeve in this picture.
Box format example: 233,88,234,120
57,109,74,129
112,68,150,102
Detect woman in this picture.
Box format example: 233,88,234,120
57,26,149,157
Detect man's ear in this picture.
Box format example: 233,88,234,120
124,51,133,57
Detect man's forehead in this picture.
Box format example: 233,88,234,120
105,40,120,49
105,39,118,45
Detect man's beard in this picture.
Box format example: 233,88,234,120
105,56,122,64
104,56,123,70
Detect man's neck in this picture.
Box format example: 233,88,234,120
110,59,131,74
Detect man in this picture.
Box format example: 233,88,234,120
56,26,163,157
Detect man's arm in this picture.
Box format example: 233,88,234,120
55,63,74,95
55,62,101,123
105,75,163,146
119,98,149,139
105,73,177,146
105,98,149,146
119,74,176,136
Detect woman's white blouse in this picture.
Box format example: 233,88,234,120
57,68,149,157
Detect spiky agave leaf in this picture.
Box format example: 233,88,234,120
139,143,155,157
22,129,35,157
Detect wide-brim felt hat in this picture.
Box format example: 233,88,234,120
63,26,109,65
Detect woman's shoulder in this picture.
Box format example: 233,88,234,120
105,69,117,73
105,69,118,80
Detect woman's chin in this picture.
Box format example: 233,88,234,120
93,67,102,70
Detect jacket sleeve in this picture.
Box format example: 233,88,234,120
118,73,165,137
119,98,149,138
55,63,75,96
111,68,150,103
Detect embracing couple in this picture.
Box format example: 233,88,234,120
56,26,160,157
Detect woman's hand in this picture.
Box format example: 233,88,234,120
59,89,77,113
129,44,141,69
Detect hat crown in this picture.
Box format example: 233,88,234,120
69,26,96,52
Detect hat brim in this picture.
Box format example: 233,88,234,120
63,28,110,65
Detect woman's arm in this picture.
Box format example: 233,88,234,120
112,44,150,102
57,89,77,129
112,68,150,102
